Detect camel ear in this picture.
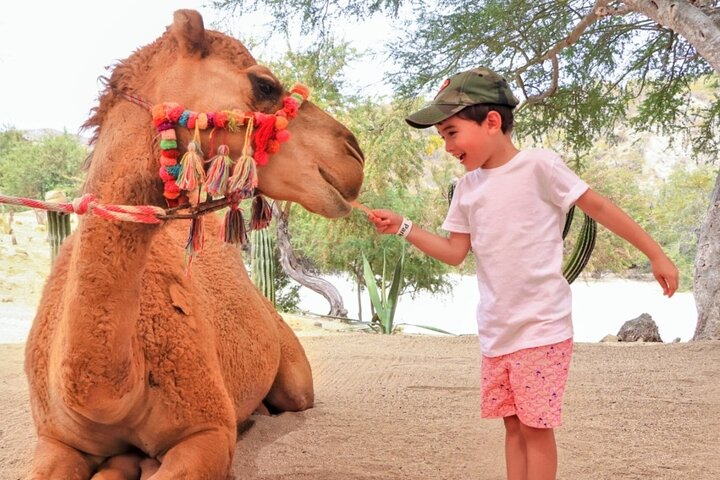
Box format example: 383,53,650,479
171,9,208,57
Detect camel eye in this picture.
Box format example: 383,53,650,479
249,73,280,101
258,80,273,95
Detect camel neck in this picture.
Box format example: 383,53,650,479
58,106,162,413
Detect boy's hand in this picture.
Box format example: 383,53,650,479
369,209,403,235
651,254,679,297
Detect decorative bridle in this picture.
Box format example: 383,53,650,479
115,83,310,267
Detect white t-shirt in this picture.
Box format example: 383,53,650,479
442,149,589,357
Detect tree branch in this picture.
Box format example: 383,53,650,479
622,0,720,72
524,53,560,105
515,0,611,77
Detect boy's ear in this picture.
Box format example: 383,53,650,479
486,110,503,132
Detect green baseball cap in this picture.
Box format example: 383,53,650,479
406,67,519,129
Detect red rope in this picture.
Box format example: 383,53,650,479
0,193,164,224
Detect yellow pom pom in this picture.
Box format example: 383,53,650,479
197,113,208,130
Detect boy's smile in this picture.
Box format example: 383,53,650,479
436,116,486,170
436,112,518,171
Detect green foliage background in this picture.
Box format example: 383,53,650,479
3,2,717,310
0,130,87,203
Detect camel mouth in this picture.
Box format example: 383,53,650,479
345,139,365,168
318,167,356,204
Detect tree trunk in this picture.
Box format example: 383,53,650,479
622,1,720,340
623,0,720,72
274,203,348,317
693,171,720,340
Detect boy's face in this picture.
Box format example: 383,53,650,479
436,115,494,171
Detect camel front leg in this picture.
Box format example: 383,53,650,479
91,452,143,480
263,315,314,412
147,429,234,480
27,436,102,480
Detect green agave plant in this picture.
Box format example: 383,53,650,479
362,249,403,334
362,248,453,335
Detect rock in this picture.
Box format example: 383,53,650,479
617,313,663,342
673,337,681,343
600,334,619,342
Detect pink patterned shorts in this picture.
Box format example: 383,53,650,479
481,338,573,429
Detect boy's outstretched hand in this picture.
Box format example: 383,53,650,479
651,254,680,298
369,209,403,235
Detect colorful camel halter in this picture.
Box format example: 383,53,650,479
121,84,310,266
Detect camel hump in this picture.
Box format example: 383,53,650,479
171,9,207,57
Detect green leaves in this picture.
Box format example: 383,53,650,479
362,248,404,334
0,130,87,203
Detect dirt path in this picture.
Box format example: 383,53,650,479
2,336,719,479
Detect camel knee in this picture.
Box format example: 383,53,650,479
265,388,314,412
28,436,99,480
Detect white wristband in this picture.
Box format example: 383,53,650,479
396,218,413,238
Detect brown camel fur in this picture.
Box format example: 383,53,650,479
24,10,364,480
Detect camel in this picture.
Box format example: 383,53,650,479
24,9,364,480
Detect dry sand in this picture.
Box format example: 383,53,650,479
1,334,719,480
2,213,720,479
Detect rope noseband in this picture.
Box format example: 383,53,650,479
0,82,311,271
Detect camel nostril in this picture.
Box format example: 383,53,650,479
345,136,365,167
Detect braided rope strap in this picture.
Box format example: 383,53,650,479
0,193,165,225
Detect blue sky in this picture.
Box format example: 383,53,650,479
0,1,394,134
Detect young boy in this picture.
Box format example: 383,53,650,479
369,66,679,480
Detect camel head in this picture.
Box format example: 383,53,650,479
88,9,364,218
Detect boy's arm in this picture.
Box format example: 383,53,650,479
574,188,679,297
370,209,471,266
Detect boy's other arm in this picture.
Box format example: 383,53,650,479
575,188,679,297
370,209,471,266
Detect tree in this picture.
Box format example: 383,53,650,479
0,129,87,231
215,0,720,339
254,42,456,318
0,129,86,200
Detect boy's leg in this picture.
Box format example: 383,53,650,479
505,338,573,480
503,415,527,480
518,423,556,480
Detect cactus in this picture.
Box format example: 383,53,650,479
47,211,71,264
561,206,597,283
250,227,275,305
45,191,72,264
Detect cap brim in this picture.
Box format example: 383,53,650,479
405,103,467,129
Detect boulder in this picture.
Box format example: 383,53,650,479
617,313,663,342
600,334,619,342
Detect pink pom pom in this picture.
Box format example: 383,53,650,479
164,181,181,194
159,166,174,182
275,129,291,143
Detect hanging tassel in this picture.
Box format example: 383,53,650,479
184,216,205,273
250,195,272,230
227,153,257,196
221,204,248,246
204,144,232,195
176,125,206,191
227,116,257,196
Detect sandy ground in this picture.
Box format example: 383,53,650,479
2,212,720,479
1,335,720,479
